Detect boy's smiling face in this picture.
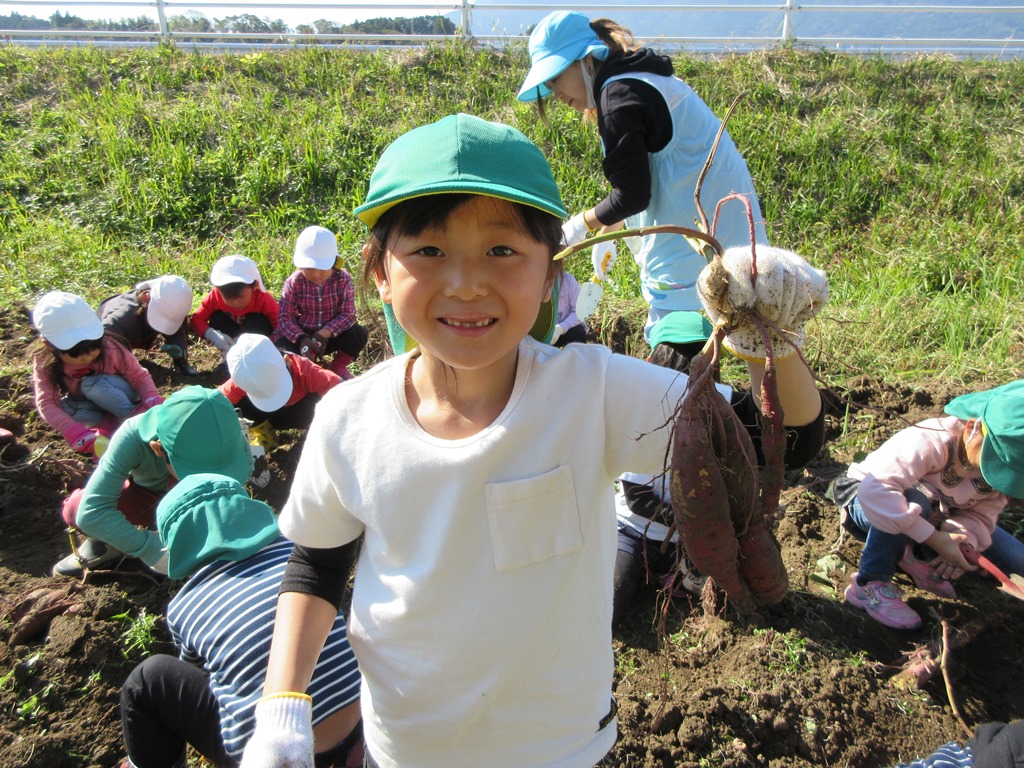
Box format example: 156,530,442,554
374,196,555,377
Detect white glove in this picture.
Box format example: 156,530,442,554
591,240,617,280
204,328,234,354
239,693,315,768
697,245,829,361
147,548,169,576
560,212,590,247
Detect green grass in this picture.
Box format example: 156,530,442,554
2,43,1023,386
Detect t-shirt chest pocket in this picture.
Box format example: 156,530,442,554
485,465,583,572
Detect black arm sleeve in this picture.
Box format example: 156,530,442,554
969,720,1024,768
279,540,359,612
593,79,673,226
729,389,826,471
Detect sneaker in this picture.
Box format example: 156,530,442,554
53,537,124,578
844,573,922,629
898,544,957,599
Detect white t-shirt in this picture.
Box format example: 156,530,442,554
280,338,691,768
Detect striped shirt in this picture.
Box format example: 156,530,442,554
274,268,357,344
896,742,973,768
168,537,360,759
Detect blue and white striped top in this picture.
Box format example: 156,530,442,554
168,536,361,759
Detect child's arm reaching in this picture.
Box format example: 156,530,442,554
922,528,975,578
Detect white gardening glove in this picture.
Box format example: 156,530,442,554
204,328,235,354
239,693,314,768
591,240,617,280
560,212,590,247
147,548,169,576
697,245,828,361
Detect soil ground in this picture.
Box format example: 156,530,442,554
0,304,1021,768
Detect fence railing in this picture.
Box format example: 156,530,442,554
2,1,1023,56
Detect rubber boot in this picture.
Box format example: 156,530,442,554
328,352,355,380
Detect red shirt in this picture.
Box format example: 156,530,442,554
218,352,341,409
191,286,280,336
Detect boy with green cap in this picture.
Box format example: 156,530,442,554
54,386,253,578
831,379,1024,630
120,473,361,768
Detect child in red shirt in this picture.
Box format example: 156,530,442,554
191,255,279,364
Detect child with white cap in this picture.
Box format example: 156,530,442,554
831,379,1024,630
99,275,197,376
273,226,368,380
119,472,362,768
53,385,253,578
31,291,164,458
191,255,279,365
218,333,344,451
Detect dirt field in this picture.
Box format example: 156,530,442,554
0,304,1021,768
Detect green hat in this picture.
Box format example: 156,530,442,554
157,473,279,579
945,380,1024,498
648,311,713,348
354,113,567,228
137,386,253,484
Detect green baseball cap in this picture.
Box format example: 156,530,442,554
648,311,713,348
157,473,279,579
136,385,253,485
945,379,1024,498
354,113,567,228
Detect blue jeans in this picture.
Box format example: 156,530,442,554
843,488,1024,580
61,372,139,425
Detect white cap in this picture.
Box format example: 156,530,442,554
32,291,104,350
226,334,293,412
293,226,338,270
211,254,264,290
146,275,193,335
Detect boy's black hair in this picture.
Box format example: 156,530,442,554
219,281,257,301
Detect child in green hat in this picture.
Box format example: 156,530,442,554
242,113,826,768
55,386,253,578
120,473,361,768
831,380,1024,630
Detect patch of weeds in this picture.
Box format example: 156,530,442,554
115,608,158,658
754,628,812,673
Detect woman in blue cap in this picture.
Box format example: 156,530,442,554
518,11,771,356
830,380,1024,630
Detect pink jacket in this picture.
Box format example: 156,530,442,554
32,337,162,441
847,415,1006,551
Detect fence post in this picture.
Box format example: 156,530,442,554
782,0,794,46
460,0,472,42
155,0,169,37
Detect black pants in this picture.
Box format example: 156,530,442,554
208,311,275,340
277,323,368,359
235,393,320,430
122,655,359,768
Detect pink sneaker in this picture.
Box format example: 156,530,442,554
898,544,957,599
844,574,922,629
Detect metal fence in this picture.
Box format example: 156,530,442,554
2,1,1023,56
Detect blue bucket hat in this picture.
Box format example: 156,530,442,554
944,380,1024,498
157,473,279,579
517,11,610,103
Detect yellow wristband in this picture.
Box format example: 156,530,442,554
585,214,599,232
260,692,312,705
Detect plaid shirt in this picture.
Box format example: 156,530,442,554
273,268,356,344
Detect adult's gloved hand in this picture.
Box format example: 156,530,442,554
146,548,170,576
591,240,617,280
160,343,185,361
697,245,829,361
239,693,315,768
66,424,98,455
298,336,320,361
560,212,592,248
203,328,234,354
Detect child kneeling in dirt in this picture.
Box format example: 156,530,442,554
830,380,1024,630
54,386,253,578
894,719,1024,768
120,472,362,768
239,114,827,768
613,312,826,623
218,333,345,451
31,291,164,459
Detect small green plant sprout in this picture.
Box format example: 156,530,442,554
754,628,812,673
16,682,54,723
115,609,158,658
809,554,845,597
